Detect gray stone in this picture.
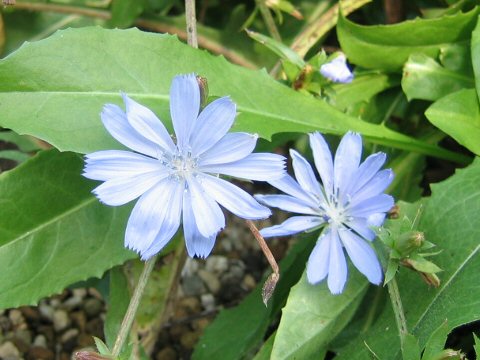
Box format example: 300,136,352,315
205,255,228,274
200,293,216,312
60,328,79,344
72,288,87,299
0,341,20,360
52,309,71,332
33,334,48,348
198,270,221,294
181,274,206,296
38,303,54,321
83,298,103,318
8,309,24,327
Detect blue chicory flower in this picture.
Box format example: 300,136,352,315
320,54,354,83
256,132,394,294
83,74,285,260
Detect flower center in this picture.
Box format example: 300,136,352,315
324,193,347,225
166,150,198,181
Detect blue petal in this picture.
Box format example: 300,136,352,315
83,150,160,181
183,188,217,258
309,132,334,197
187,176,225,237
339,228,383,285
350,169,394,205
190,97,237,155
200,153,286,181
199,133,257,166
367,213,387,227
290,149,323,197
268,175,319,208
101,104,161,157
348,194,394,218
306,229,331,284
125,179,182,256
345,218,376,241
320,55,354,83
255,194,320,215
260,216,324,238
92,170,167,206
170,74,200,149
139,183,184,260
334,132,362,200
200,174,271,219
122,94,176,154
347,152,387,196
327,228,348,294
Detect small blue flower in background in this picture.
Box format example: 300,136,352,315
320,54,354,83
256,132,394,294
83,74,285,260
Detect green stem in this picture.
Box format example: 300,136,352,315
387,277,408,350
111,257,157,358
256,0,282,42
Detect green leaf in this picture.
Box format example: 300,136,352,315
94,336,112,355
336,158,480,359
473,333,480,357
0,150,135,309
470,13,480,103
104,267,130,348
252,332,275,360
0,27,467,164
245,29,305,68
110,0,145,28
402,54,474,101
270,271,368,360
337,8,480,71
425,89,480,156
402,333,421,360
193,236,315,360
422,321,449,360
0,149,31,163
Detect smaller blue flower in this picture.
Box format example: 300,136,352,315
320,54,354,83
256,132,394,294
83,74,285,260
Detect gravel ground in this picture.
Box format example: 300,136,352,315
0,214,288,360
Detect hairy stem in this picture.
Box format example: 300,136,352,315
111,256,157,357
387,277,408,351
255,0,281,42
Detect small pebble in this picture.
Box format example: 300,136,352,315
70,311,87,332
200,293,216,312
39,303,54,321
8,309,24,327
33,334,48,348
242,274,257,290
179,331,200,349
155,346,177,360
205,256,228,274
179,297,201,314
0,341,20,360
27,346,54,360
198,270,221,294
77,333,95,348
52,309,71,332
192,318,210,331
83,298,103,318
49,298,60,308
181,274,207,296
63,296,83,311
60,328,79,344
72,288,87,299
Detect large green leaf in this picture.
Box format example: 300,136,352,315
337,8,480,72
425,89,480,156
0,27,467,163
270,271,368,360
0,150,135,309
336,159,480,359
402,54,474,101
470,13,480,102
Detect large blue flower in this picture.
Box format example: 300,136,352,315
83,74,285,260
256,132,394,294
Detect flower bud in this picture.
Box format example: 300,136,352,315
395,231,424,255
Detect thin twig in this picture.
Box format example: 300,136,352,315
255,0,281,42
185,0,198,48
111,256,157,358
11,1,257,69
245,220,280,305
